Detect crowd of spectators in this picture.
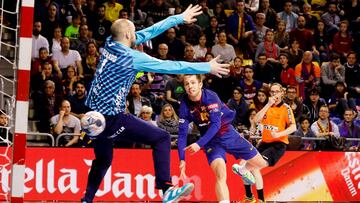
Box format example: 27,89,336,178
21,0,360,150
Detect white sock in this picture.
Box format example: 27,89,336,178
219,200,230,203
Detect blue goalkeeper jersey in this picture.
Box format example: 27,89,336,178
85,15,211,115
178,89,236,160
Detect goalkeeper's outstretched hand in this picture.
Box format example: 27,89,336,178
182,4,203,24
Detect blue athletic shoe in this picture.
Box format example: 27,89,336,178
162,183,194,203
232,163,255,185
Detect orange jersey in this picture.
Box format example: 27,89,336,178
261,102,295,144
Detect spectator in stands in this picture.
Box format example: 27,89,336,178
179,21,202,46
258,0,277,29
127,0,147,30
145,0,170,26
239,66,263,104
33,80,63,133
154,43,174,60
253,53,280,85
139,105,157,126
253,12,269,45
119,9,129,19
284,85,307,123
103,0,123,23
183,44,196,62
339,109,360,151
302,3,318,32
89,5,112,48
277,1,298,32
274,20,289,51
51,100,81,147
165,74,185,112
230,56,244,82
332,20,353,59
32,21,49,59
252,87,270,112
82,0,97,26
239,108,261,144
227,0,255,57
289,15,317,53
41,2,63,43
304,88,326,124
321,53,345,98
286,39,304,69
136,72,167,115
311,105,341,150
212,2,227,28
255,29,280,60
51,26,63,55
343,0,360,34
245,0,259,14
313,20,331,63
62,65,80,97
162,28,185,60
52,37,83,78
157,103,179,135
64,14,81,40
126,83,151,116
211,31,236,63
68,81,90,119
193,34,209,60
195,0,213,30
227,86,249,130
31,47,53,77
71,24,95,58
82,41,99,87
328,81,357,118
31,62,62,94
278,53,296,87
294,116,316,150
295,51,321,99
65,0,84,23
321,2,340,37
0,110,12,146
204,16,220,48
344,52,360,103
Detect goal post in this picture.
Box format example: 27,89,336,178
10,0,34,202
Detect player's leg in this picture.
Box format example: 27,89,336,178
210,158,230,203
82,136,113,203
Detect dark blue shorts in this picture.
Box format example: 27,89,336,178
202,126,258,165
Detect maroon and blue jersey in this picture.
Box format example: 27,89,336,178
178,89,236,160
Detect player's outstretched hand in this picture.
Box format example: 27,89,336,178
209,55,230,78
182,4,203,24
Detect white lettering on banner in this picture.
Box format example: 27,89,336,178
35,159,44,193
134,174,156,199
58,169,79,193
1,168,10,192
343,153,360,197
24,167,34,193
47,160,56,193
112,173,134,198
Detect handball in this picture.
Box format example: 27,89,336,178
81,111,106,137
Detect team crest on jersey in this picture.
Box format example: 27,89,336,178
207,103,219,110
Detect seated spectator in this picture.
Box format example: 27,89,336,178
277,1,298,32
252,12,269,46
301,3,318,32
33,80,63,133
213,2,227,28
157,103,179,135
51,26,63,54
289,15,316,52
161,28,185,60
127,0,147,30
31,47,53,77
64,14,81,40
204,16,220,48
321,2,340,37
331,20,353,60
52,37,83,78
154,43,175,60
278,53,296,87
313,20,331,63
195,0,213,30
61,65,80,97
183,44,197,62
82,41,99,87
103,0,123,23
165,74,185,112
230,56,244,82
31,62,62,94
339,109,360,151
145,0,170,26
32,21,49,59
304,87,327,124
344,52,360,103
68,81,91,119
193,34,209,60
71,24,96,58
294,116,316,150
240,108,262,145
295,51,321,99
89,5,112,48
286,39,304,68
40,3,64,43
51,100,81,147
251,87,269,112
274,20,289,51
284,86,308,123
139,105,157,126
239,66,263,104
253,53,280,86
179,22,202,46
211,31,237,63
227,86,249,129
321,53,345,99
259,0,277,30
311,105,341,150
127,83,151,116
0,110,12,146
328,82,357,118
255,29,280,60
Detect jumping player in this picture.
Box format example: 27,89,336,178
81,5,230,203
177,74,268,203
233,83,297,202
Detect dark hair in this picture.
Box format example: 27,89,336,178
243,108,257,128
299,116,310,123
233,86,243,95
258,53,267,58
253,87,270,111
344,108,355,114
308,87,320,95
39,47,48,54
347,51,357,59
330,53,340,61
205,52,214,58
244,65,253,71
279,52,289,58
